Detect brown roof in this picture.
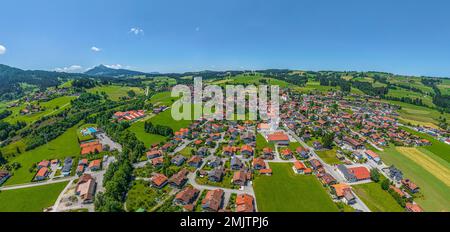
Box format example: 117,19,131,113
267,132,289,141
236,194,254,212
202,189,224,211
175,186,199,204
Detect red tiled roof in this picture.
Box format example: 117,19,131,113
293,161,306,170
36,167,48,177
267,132,289,141
348,167,370,180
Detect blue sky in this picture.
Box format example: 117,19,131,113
0,0,450,77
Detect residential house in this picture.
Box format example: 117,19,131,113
61,157,73,176
261,147,274,160
75,174,97,204
295,146,310,159
208,157,222,168
151,157,164,167
312,141,323,150
146,150,162,159
402,179,420,193
0,171,11,185
405,202,423,212
175,186,200,205
343,137,364,150
337,165,370,182
232,170,247,186
197,147,209,157
310,159,322,170
331,183,356,204
252,158,266,170
88,159,102,171
319,173,337,186
292,161,306,174
240,145,254,156
280,148,293,159
208,167,225,182
169,169,189,188
151,173,168,189
230,156,243,170
171,155,186,166
236,194,255,212
35,167,49,181
38,160,50,169
365,150,381,164
188,155,203,168
80,140,103,156
202,189,224,212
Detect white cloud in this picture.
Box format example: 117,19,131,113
91,46,101,52
54,65,83,73
104,64,127,69
129,27,144,35
0,44,6,55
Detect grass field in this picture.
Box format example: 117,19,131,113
387,88,434,107
315,148,342,165
352,179,405,212
256,133,274,152
0,181,68,212
149,91,177,106
3,96,76,124
4,125,81,185
253,163,339,212
149,107,193,131
379,146,450,212
128,118,167,148
87,85,144,101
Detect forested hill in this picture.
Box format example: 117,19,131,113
0,64,88,100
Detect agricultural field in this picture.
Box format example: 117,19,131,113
4,124,81,186
253,163,339,212
3,95,76,124
387,76,434,94
386,87,434,107
379,146,450,212
294,80,340,93
352,180,404,212
380,100,450,127
87,85,144,101
437,78,450,95
0,181,68,212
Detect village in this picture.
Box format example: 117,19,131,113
1,86,446,213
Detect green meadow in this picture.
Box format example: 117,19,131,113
0,181,68,212
253,163,339,212
87,85,144,101
4,125,81,186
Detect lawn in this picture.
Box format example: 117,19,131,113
253,163,339,212
315,148,342,165
128,119,167,148
256,133,274,152
379,146,450,212
3,96,76,124
0,181,68,212
87,85,144,101
4,125,81,186
387,88,434,107
149,108,193,131
352,179,404,212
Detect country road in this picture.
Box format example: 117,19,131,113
0,176,77,191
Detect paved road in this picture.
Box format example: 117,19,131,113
0,176,77,191
97,132,122,152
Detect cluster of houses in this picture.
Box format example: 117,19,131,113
76,158,102,176
113,110,145,122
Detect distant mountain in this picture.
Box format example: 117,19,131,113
84,65,146,77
